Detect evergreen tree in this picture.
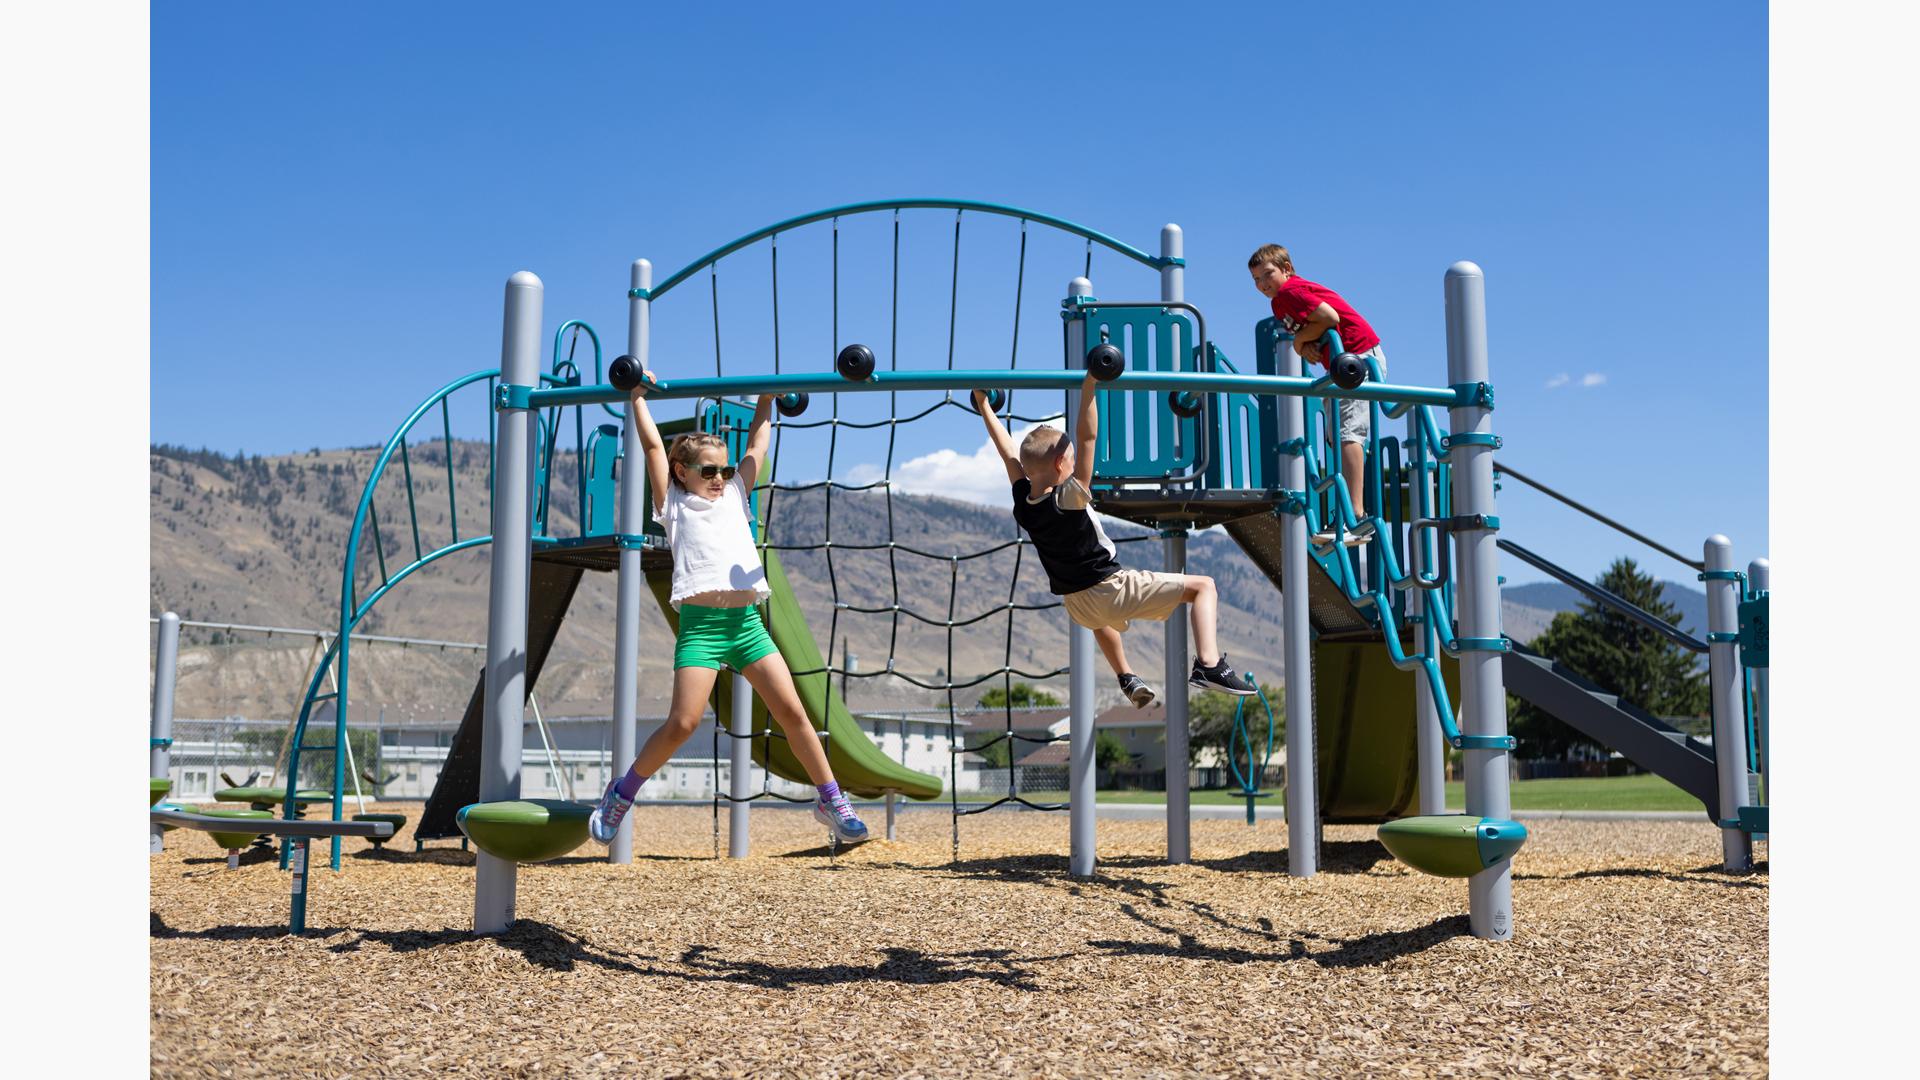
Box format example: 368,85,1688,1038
1511,557,1709,758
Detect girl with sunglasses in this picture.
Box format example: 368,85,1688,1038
588,372,871,847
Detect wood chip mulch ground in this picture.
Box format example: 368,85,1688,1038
151,803,1767,1078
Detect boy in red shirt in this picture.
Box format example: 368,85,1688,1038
1248,243,1385,543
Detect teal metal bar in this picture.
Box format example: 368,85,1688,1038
523,369,1472,411
643,198,1170,303
398,436,422,562
441,398,459,543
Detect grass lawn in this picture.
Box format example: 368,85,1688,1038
952,774,1703,812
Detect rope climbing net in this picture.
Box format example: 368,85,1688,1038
640,205,1169,857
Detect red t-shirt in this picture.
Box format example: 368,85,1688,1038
1268,276,1380,363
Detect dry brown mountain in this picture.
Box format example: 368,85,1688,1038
150,443,1551,725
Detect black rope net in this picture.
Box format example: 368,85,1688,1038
680,209,1157,860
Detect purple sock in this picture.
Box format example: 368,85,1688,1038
614,767,648,800
817,780,842,803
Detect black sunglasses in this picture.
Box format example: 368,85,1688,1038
694,465,737,481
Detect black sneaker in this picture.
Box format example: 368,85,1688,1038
1118,673,1157,709
1190,656,1258,696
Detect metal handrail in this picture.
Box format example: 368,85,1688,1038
1497,538,1708,652
1494,462,1704,571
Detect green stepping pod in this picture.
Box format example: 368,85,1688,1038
1377,815,1529,878
455,800,590,863
213,786,330,806
353,813,409,847
150,779,172,806
193,807,276,851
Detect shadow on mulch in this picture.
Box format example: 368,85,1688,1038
178,845,280,872
1195,840,1395,875
1516,865,1769,889
307,920,1070,991
1088,909,1472,970
151,913,338,942
348,846,476,866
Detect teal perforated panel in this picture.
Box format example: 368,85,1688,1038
1076,308,1201,482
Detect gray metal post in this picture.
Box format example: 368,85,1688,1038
1066,276,1097,878
1161,224,1192,865
475,270,542,934
1748,557,1769,818
1444,261,1515,941
1278,331,1318,877
728,670,752,858
606,258,651,865
1707,536,1754,871
151,611,180,853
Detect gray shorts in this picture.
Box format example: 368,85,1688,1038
1336,346,1386,445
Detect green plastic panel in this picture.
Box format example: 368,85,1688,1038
150,778,172,806
1378,815,1529,877
455,800,590,863
1315,641,1461,823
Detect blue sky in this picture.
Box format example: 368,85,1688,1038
151,1,1767,584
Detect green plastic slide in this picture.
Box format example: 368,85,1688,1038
645,547,943,801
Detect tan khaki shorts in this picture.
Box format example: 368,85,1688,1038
1061,569,1188,633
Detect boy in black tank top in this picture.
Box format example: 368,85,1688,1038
974,378,1256,707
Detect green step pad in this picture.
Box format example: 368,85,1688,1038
455,800,590,864
1377,815,1529,878
191,807,277,850
150,779,172,806
213,787,331,807
353,813,409,846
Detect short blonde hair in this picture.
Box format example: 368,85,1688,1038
665,432,728,489
1247,243,1294,274
1018,425,1068,476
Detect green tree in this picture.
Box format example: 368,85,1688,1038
1511,557,1710,759
1094,730,1133,772
977,682,1062,709
1185,681,1285,769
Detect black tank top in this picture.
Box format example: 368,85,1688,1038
1011,477,1120,595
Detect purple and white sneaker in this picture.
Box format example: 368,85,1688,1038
588,779,634,845
813,794,871,845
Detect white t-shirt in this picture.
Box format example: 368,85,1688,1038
660,473,773,610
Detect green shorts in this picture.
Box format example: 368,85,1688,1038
674,603,780,672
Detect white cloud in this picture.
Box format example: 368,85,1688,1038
1545,373,1570,389
843,422,1064,506
1581,372,1607,387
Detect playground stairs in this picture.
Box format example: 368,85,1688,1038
1501,640,1722,818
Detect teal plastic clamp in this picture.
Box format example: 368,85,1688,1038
1446,514,1500,532
1698,570,1745,583
1058,294,1100,315
1156,527,1189,539
1159,257,1186,268
1275,438,1307,457
614,533,651,550
1455,734,1518,750
150,737,173,748
1707,632,1740,643
1443,432,1502,450
495,383,535,410
1450,382,1495,409
1454,637,1510,652
1276,490,1309,516
628,287,653,300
